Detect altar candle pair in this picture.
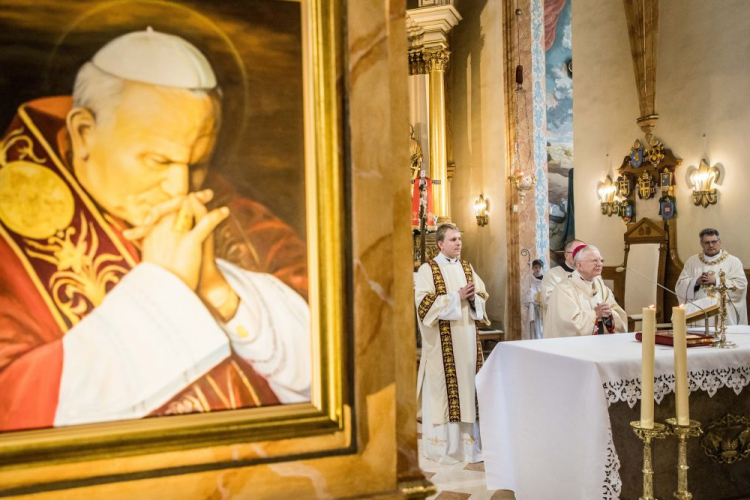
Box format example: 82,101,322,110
640,306,690,427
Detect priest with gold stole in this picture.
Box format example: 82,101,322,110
415,223,489,464
676,228,747,325
545,245,627,338
0,30,311,432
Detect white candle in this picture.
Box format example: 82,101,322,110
640,306,656,429
672,306,690,425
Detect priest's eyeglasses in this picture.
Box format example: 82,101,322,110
701,239,720,246
583,258,605,264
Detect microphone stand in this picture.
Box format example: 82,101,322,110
616,266,711,336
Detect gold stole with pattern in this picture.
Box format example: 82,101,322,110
418,259,484,423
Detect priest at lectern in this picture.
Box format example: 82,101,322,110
676,228,747,325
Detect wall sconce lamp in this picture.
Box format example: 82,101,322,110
689,159,720,207
597,175,619,216
474,194,490,227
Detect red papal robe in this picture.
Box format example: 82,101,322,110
0,97,311,431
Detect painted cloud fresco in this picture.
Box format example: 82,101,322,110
544,0,573,250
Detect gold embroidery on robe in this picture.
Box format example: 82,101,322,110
429,259,461,423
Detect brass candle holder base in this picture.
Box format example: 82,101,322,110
630,421,670,500
712,337,738,349
665,418,702,500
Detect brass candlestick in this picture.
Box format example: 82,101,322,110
705,270,738,348
665,418,702,500
630,421,670,500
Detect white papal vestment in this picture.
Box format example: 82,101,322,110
415,253,490,464
675,250,748,325
545,271,627,338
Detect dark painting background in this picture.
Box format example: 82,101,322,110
0,0,306,238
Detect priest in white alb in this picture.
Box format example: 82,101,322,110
540,239,584,316
415,223,490,464
545,245,627,338
676,228,747,325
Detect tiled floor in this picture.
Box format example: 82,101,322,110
418,434,515,500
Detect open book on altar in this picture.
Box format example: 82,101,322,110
684,299,720,322
635,330,714,347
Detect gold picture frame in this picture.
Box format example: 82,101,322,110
0,0,349,493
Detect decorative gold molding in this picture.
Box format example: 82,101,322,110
700,413,750,464
409,51,428,75
424,49,450,72
624,0,660,137
399,478,438,499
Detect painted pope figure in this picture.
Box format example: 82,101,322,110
0,30,311,431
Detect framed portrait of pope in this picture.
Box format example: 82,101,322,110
0,0,348,481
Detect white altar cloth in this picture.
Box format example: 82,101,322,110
476,328,750,500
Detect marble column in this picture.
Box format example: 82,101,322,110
504,0,549,340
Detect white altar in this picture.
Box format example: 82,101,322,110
476,327,750,499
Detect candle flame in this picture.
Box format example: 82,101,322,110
679,303,685,308
649,304,655,309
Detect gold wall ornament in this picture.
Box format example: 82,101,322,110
473,194,489,227
646,137,665,167
597,175,619,216
636,171,656,199
618,135,681,221
617,174,632,197
689,159,720,207
700,413,750,464
508,169,536,203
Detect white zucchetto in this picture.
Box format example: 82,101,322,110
91,27,217,90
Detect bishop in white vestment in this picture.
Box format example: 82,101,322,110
540,239,584,311
545,245,627,338
675,229,747,325
415,224,489,464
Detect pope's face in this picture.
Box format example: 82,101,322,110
70,82,218,226
438,229,462,259
576,250,604,281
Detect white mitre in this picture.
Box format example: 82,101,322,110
91,27,217,90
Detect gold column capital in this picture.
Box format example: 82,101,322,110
424,50,450,72
409,51,428,75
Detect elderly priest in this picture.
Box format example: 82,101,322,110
676,228,747,325
545,245,627,337
540,238,584,311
